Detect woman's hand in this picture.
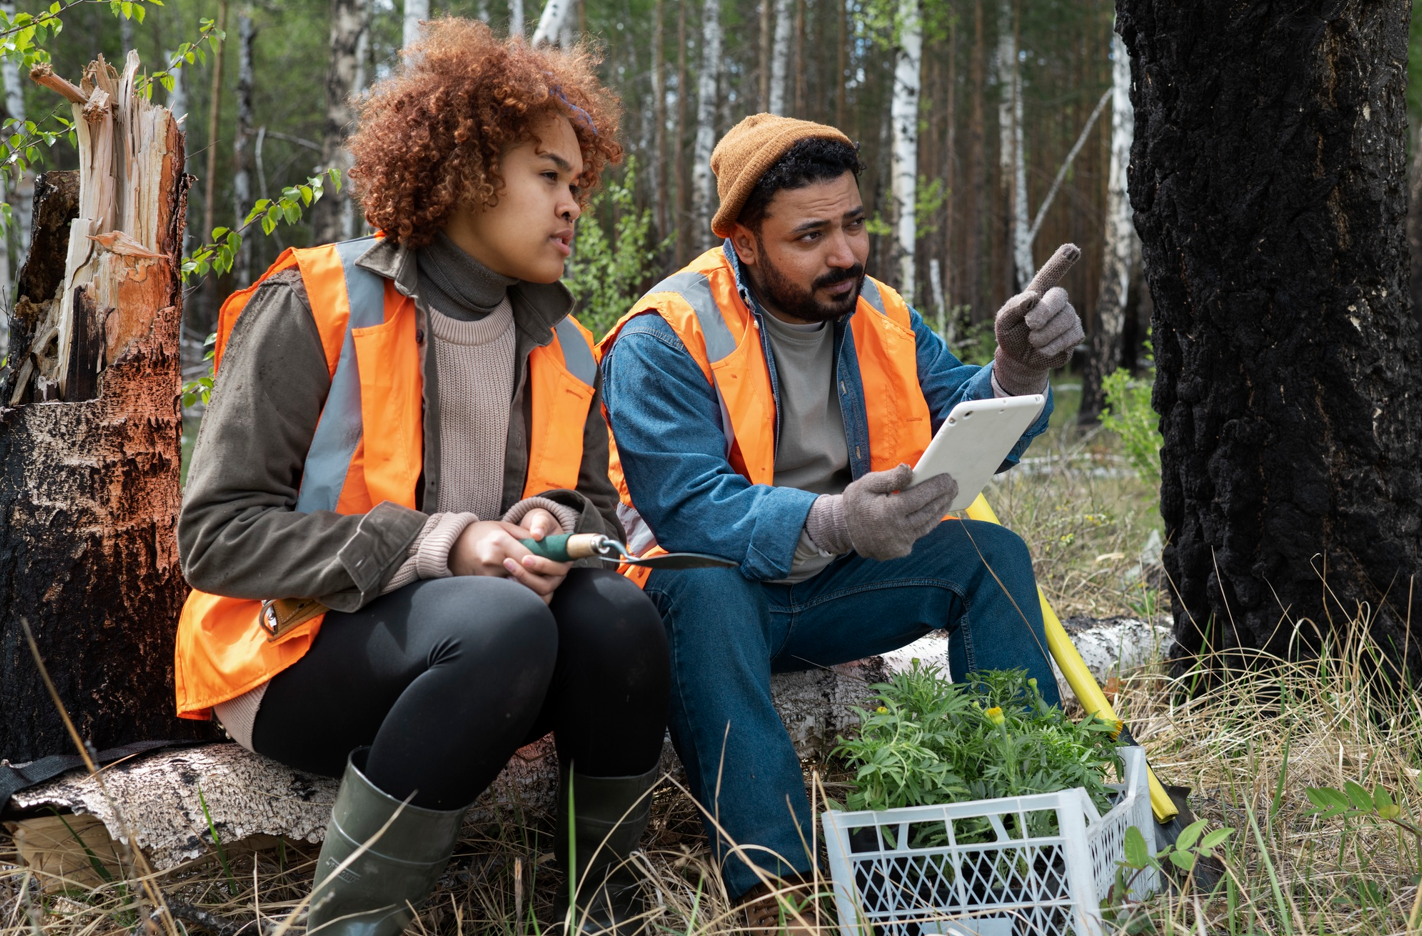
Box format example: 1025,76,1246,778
448,520,571,603
514,507,563,541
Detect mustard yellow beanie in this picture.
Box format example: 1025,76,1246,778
709,114,853,238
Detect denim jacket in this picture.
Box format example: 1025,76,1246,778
599,242,1053,581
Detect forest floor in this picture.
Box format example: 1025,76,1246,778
4,378,1420,935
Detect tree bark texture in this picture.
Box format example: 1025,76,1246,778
888,0,921,304
1119,0,1422,676
232,9,255,286
0,57,217,762
403,0,429,49
1079,27,1135,424
311,0,366,246
691,0,721,252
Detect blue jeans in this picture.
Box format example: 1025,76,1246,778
644,518,1061,900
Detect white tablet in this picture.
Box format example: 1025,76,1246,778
909,394,1045,510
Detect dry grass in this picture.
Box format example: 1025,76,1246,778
4,385,1419,935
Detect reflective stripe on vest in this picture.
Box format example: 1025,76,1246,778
597,247,933,581
175,238,599,720
296,237,386,513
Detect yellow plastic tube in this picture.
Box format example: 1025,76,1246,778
964,493,1179,823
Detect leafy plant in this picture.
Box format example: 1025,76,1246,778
1100,366,1160,488
564,156,666,339
832,663,1123,843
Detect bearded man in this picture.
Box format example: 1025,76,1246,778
596,115,1084,930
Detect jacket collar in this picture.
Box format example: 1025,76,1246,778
355,235,577,348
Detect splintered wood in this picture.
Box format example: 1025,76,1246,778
17,52,181,403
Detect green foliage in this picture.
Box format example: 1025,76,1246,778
1113,818,1233,902
135,17,225,99
565,157,665,339
1306,781,1411,827
181,332,217,409
180,168,342,281
833,663,1123,843
1100,366,1160,488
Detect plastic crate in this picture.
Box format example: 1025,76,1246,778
821,746,1158,936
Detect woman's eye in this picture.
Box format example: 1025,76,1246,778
543,171,560,182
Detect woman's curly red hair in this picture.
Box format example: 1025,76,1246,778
349,18,623,247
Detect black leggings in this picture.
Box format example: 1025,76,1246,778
250,569,670,810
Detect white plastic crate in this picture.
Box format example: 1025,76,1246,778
822,746,1158,936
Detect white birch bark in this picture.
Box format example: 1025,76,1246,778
1011,66,1032,286
996,0,1030,289
2,0,32,289
509,0,525,38
767,0,793,116
477,0,490,23
691,0,722,250
889,0,921,302
531,0,575,46
1081,29,1137,421
233,10,255,283
403,0,429,49
311,0,366,245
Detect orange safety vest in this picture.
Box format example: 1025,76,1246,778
596,246,933,585
175,236,599,719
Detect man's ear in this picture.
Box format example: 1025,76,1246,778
728,222,760,268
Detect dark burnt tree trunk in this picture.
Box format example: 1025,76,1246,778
0,58,218,762
1119,1,1422,679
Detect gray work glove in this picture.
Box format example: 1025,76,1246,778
993,243,1085,395
804,464,959,562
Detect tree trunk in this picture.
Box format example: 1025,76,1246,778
232,9,255,286
1079,27,1134,425
767,0,792,116
2,1,33,298
1407,119,1422,327
403,0,429,48
889,0,921,302
531,0,575,47
509,0,525,38
311,0,366,246
651,0,668,243
1120,0,1422,678
200,0,229,257
691,0,721,252
966,0,985,321
674,0,688,264
0,54,217,762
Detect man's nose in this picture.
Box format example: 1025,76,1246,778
825,231,857,268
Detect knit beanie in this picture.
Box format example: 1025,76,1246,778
709,114,854,238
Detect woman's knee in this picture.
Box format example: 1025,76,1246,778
553,570,668,664
407,576,558,668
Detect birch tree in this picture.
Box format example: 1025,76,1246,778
403,0,429,49
531,0,576,46
311,0,367,245
1079,29,1135,423
232,8,256,284
510,0,525,38
996,0,1029,289
691,0,721,250
767,0,792,115
1,0,28,296
888,0,921,301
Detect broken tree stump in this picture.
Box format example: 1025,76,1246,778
0,52,217,762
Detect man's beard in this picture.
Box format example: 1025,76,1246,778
753,248,865,323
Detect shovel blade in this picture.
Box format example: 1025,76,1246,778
607,552,738,570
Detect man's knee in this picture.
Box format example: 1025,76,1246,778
929,519,1035,574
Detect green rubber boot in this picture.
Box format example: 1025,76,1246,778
305,750,468,936
553,766,659,936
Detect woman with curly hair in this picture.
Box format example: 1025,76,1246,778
173,19,667,935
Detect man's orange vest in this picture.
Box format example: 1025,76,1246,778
175,237,598,719
596,247,933,585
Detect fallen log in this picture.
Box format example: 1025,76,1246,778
6,619,1169,872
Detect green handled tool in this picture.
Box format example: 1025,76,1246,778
518,533,738,570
